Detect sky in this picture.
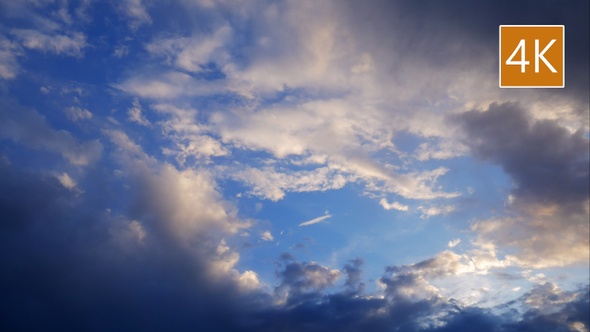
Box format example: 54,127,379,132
0,1,588,331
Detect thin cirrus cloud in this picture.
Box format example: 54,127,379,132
0,0,588,331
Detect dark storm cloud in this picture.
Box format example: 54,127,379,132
454,102,589,207
0,162,252,332
501,287,590,332
341,0,588,106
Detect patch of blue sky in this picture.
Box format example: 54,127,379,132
233,181,463,293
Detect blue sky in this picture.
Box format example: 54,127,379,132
1,1,588,331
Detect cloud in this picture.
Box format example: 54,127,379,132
0,34,21,79
261,230,273,241
0,159,586,331
127,99,150,126
152,103,227,163
414,139,468,161
454,102,589,207
455,102,589,268
274,259,341,302
0,98,102,166
1,1,588,331
418,205,456,219
146,24,232,72
117,70,226,99
379,198,409,211
343,258,365,294
119,0,151,29
64,106,92,122
231,166,347,201
56,172,76,190
299,214,331,227
11,29,87,57
448,239,461,248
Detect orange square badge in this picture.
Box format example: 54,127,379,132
499,25,564,88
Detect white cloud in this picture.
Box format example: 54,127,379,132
448,239,461,248
415,139,468,161
0,35,21,79
119,0,151,29
64,106,92,122
117,71,225,99
127,99,150,126
379,198,409,211
146,24,232,72
229,166,347,201
299,214,331,227
57,172,76,190
104,129,250,241
418,205,456,219
12,29,87,57
152,103,227,162
261,231,273,241
472,203,590,268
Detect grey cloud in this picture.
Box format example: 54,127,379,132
1,167,587,332
455,102,589,267
455,102,589,207
341,0,588,106
275,260,341,302
343,258,365,294
0,98,103,166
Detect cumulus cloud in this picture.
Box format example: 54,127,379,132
275,259,341,303
343,257,365,294
456,103,589,268
379,198,409,211
455,103,589,207
261,230,273,241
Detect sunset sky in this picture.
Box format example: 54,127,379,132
1,1,588,331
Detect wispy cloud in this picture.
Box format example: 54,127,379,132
127,99,150,126
299,214,332,227
448,238,461,248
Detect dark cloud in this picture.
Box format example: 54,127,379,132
343,258,365,294
1,1,588,331
0,162,251,332
501,287,590,332
342,0,588,106
1,163,587,332
454,102,589,207
274,260,340,304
